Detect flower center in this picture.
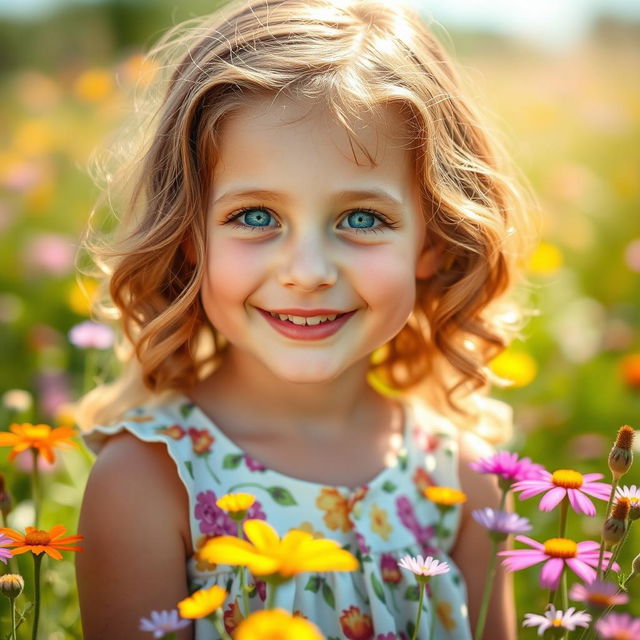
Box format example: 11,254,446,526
551,469,583,489
588,593,614,607
543,538,578,558
24,530,51,545
551,619,563,627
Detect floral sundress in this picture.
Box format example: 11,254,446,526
82,393,472,639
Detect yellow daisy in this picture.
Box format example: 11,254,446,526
177,584,227,619
201,519,357,578
235,609,324,640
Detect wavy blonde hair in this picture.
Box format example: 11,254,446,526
75,0,537,436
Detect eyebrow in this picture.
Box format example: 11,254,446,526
212,188,404,209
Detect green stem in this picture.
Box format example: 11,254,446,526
210,610,232,640
31,553,42,640
498,488,508,512
31,449,41,529
429,511,445,640
597,477,618,581
228,482,266,494
412,581,426,640
10,597,16,640
474,537,499,640
558,497,569,639
266,582,279,610
236,521,251,618
203,456,221,484
604,520,632,579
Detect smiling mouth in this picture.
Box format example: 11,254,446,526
263,311,346,326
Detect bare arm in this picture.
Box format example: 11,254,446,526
76,432,194,640
451,432,516,640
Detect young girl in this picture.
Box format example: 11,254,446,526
75,0,534,638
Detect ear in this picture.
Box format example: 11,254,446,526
415,241,444,279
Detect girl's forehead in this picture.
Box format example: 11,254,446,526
217,93,413,168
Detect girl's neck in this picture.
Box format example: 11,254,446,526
188,346,392,442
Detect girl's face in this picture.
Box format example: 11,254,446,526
201,94,434,384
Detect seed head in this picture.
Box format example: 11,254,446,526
0,574,24,600
602,499,629,547
609,426,635,480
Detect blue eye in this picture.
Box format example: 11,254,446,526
345,211,377,228
241,208,273,227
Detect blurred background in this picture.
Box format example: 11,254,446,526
0,0,638,636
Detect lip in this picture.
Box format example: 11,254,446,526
256,307,356,341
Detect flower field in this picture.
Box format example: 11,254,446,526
0,4,638,638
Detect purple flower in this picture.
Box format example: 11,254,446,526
355,531,370,556
139,609,191,637
469,451,545,485
245,454,266,472
194,491,236,537
472,508,532,537
395,495,434,551
0,534,13,564
596,612,640,639
523,604,591,635
568,580,629,609
512,469,610,516
68,321,114,349
194,490,265,537
499,535,617,589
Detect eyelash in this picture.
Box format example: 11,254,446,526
223,205,398,234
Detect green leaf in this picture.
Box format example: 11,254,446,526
184,460,194,479
404,584,420,601
222,453,244,469
370,572,387,605
406,620,416,638
398,453,409,471
267,486,298,506
180,403,195,419
304,576,321,593
381,480,397,493
322,581,336,609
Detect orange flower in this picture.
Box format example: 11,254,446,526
316,488,353,532
188,427,214,454
621,353,640,388
0,423,77,464
339,605,374,640
436,600,457,631
194,535,217,572
370,504,392,541
0,525,83,560
412,467,435,494
156,424,186,440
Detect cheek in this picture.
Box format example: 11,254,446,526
202,240,264,310
350,246,417,317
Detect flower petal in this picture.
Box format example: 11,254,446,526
567,489,595,516
539,558,564,589
243,519,280,551
539,487,566,512
566,558,597,584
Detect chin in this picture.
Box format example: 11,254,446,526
268,361,346,385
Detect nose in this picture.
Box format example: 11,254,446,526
277,230,338,291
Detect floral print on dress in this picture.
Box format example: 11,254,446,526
82,395,473,640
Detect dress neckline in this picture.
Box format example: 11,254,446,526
174,392,414,493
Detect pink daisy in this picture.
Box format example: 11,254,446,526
596,612,640,639
499,535,618,590
568,580,629,609
512,468,610,516
469,451,545,485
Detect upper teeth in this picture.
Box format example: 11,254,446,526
268,312,339,325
